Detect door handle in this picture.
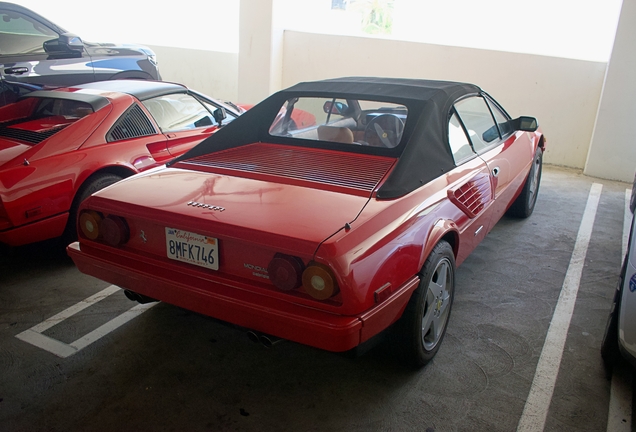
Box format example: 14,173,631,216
492,166,500,177
4,67,28,75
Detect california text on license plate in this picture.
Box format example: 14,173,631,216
165,228,219,270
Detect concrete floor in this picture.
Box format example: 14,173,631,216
0,166,634,432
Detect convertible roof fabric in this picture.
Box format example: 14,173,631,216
170,77,482,199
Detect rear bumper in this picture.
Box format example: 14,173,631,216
67,241,418,352
0,213,68,246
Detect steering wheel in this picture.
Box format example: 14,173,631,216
364,114,404,148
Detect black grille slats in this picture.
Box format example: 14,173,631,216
182,144,396,193
0,126,64,144
107,104,156,142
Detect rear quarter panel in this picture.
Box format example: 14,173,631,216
0,97,166,231
316,158,495,316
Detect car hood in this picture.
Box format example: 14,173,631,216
91,166,373,251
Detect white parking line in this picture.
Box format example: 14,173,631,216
15,285,157,358
606,188,633,432
517,183,602,432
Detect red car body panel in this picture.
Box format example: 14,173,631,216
0,81,241,246
67,78,545,353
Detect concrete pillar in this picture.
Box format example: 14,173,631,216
584,0,636,182
238,0,287,104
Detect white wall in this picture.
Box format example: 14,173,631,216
152,30,607,170
12,0,629,178
148,46,239,103
282,31,608,169
585,0,636,182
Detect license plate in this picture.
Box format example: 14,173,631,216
165,228,219,270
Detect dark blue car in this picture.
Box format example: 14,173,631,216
0,2,161,106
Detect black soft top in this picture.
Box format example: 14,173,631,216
171,77,482,199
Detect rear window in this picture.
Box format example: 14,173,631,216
34,98,94,119
268,97,408,149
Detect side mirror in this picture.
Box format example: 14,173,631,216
213,107,227,126
510,116,538,132
43,33,84,56
323,101,348,115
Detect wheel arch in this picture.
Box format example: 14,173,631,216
73,165,137,202
418,219,459,272
62,165,138,243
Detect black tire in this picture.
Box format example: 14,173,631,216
398,240,456,368
62,173,123,244
507,147,543,218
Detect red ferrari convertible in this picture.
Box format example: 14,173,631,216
0,80,242,246
68,77,545,366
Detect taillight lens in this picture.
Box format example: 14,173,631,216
79,210,129,247
79,210,103,240
302,262,339,300
268,253,304,291
101,215,129,247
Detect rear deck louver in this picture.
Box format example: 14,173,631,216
179,143,396,196
106,104,156,142
448,173,493,218
0,126,63,144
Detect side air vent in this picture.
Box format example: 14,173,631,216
106,104,156,142
448,173,493,218
0,126,63,144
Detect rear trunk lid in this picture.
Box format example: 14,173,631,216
85,143,396,294
93,143,397,252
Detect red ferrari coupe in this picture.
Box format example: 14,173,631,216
68,77,545,366
0,80,242,246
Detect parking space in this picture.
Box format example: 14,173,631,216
0,166,634,432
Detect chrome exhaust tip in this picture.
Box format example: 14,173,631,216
123,289,156,304
246,330,260,344
246,330,284,347
259,333,284,348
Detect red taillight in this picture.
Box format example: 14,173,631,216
268,253,304,291
101,215,129,247
302,262,339,300
79,210,103,240
79,210,129,247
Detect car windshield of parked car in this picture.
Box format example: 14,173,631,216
268,97,408,148
143,94,235,133
0,9,57,55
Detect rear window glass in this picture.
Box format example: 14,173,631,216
268,97,408,149
34,98,93,119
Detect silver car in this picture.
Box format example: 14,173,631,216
602,175,636,368
0,2,160,106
